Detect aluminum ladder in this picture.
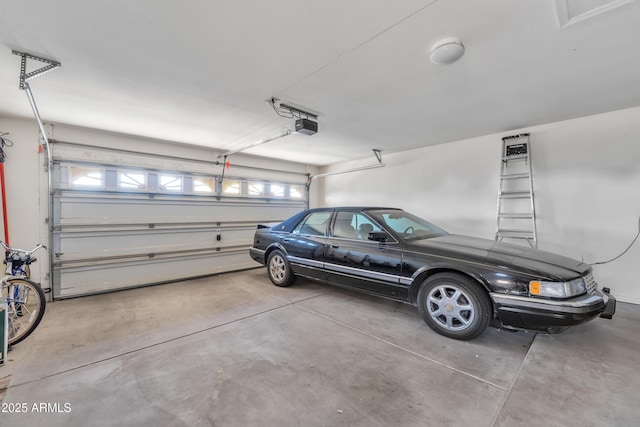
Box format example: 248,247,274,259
495,133,537,248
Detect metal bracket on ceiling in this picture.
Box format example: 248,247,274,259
372,149,382,164
11,50,61,149
278,102,318,120
267,97,318,120
12,50,61,90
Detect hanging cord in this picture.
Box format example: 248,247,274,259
218,155,228,189
0,132,15,163
591,215,640,265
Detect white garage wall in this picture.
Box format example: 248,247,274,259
0,116,319,291
317,106,640,304
0,117,43,268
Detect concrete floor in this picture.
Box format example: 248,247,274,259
1,268,638,426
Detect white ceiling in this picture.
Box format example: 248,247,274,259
1,0,639,166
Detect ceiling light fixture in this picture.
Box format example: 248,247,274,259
430,37,465,65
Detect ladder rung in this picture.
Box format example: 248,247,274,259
498,213,533,219
497,229,534,237
500,173,530,180
499,191,531,199
502,154,529,161
498,236,535,242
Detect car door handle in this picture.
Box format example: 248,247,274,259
331,245,339,248
282,238,291,243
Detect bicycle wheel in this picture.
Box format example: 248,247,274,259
2,278,46,345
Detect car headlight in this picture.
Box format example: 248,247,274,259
529,277,586,298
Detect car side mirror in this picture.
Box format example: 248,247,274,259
368,231,389,242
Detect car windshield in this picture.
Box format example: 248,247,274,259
367,209,448,241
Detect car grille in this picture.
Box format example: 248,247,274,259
583,273,598,295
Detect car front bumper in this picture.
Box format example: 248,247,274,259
490,288,616,332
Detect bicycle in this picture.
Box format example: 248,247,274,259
1,241,47,345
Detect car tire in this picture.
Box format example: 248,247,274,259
417,273,491,340
267,250,296,287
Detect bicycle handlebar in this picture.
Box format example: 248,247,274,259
1,241,47,255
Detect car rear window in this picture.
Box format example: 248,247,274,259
293,211,332,236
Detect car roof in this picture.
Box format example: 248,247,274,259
272,207,403,233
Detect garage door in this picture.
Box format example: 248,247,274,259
50,141,307,298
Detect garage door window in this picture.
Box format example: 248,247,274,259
159,174,183,192
118,171,147,190
69,166,104,188
290,185,305,199
270,184,285,197
222,179,241,195
248,182,264,197
66,165,304,200
194,177,215,193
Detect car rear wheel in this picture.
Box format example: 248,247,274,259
267,250,296,287
417,273,491,340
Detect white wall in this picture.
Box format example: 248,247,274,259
0,116,319,290
0,117,43,262
317,106,640,304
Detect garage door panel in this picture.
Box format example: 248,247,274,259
55,250,255,298
55,227,258,261
57,194,302,226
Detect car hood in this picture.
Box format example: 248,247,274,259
406,234,590,280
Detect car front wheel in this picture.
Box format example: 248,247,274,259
417,273,491,340
267,250,296,287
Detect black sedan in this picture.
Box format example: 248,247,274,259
249,207,616,340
